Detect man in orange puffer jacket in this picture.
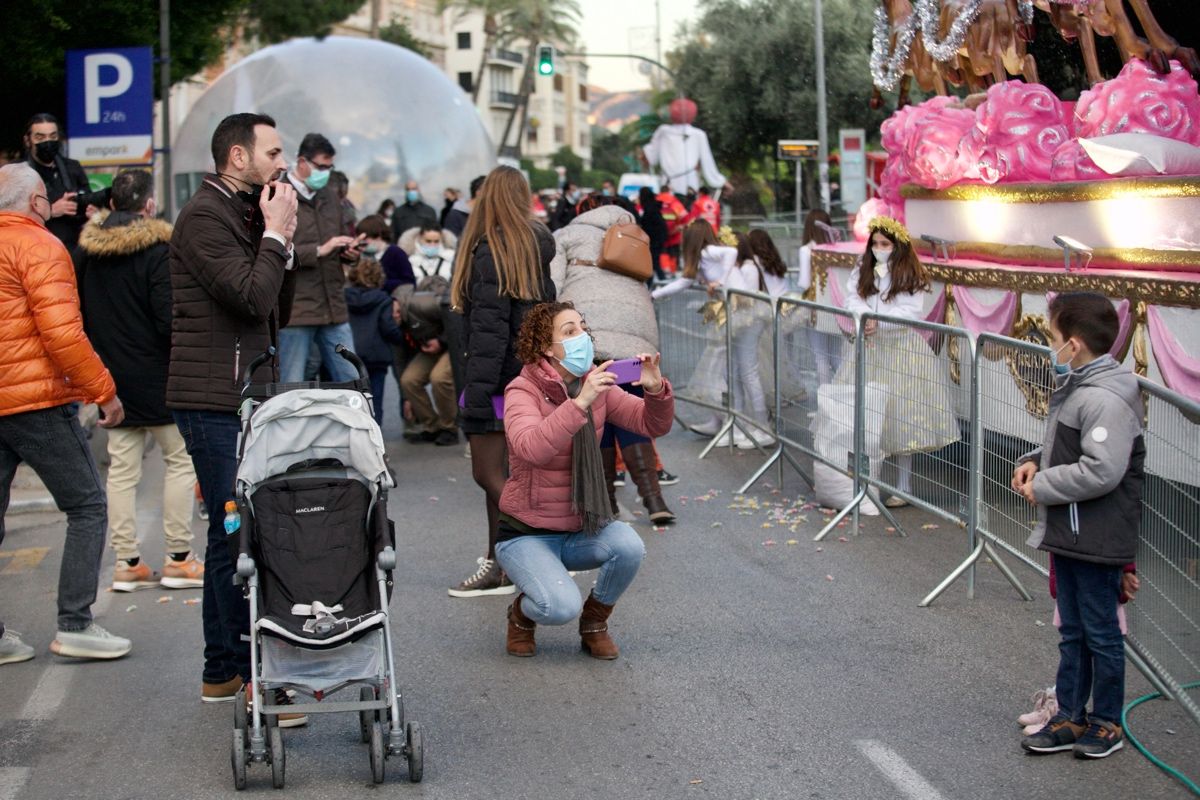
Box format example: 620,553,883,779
0,163,131,667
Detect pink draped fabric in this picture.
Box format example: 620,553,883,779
1146,305,1200,401
951,287,1019,336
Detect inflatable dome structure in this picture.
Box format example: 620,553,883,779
171,36,496,218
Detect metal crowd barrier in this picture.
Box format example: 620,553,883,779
654,289,1200,728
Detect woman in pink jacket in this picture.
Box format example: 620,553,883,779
496,301,674,660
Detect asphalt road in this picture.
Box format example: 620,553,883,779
1,408,1196,799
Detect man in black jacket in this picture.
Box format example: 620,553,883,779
75,170,202,596
23,113,91,250
167,113,305,724
390,180,437,241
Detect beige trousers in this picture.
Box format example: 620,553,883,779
106,424,196,560
400,351,457,433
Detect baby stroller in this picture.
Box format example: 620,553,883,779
229,344,422,789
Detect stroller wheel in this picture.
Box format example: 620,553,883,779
406,721,424,783
358,686,374,743
369,720,386,783
231,730,247,790
268,724,286,789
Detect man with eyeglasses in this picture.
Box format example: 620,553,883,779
22,112,91,250
278,133,362,383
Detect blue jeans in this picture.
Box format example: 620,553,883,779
1054,555,1124,724
173,410,250,683
0,405,107,633
600,384,649,448
277,323,359,383
494,521,645,625
368,368,389,426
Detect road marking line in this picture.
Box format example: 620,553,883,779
0,767,32,800
855,739,949,800
19,665,71,721
0,549,50,575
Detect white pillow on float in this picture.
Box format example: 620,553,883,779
1078,133,1200,177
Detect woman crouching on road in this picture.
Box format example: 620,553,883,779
495,301,674,659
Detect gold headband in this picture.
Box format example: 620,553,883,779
717,225,738,247
868,216,910,245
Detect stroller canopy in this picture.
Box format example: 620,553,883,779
237,389,393,489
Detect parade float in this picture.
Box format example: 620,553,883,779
809,1,1200,420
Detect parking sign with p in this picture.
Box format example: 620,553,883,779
66,46,154,167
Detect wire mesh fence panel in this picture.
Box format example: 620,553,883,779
725,288,777,444
852,312,972,525
974,334,1053,576
654,284,728,430
777,298,857,476
1126,379,1200,724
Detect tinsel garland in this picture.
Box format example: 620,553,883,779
917,0,983,63
870,5,918,93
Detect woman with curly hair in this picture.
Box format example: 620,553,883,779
496,301,674,659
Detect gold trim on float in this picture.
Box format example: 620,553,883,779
810,250,1200,308
911,241,1200,271
901,176,1200,203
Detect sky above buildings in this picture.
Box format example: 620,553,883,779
579,0,697,92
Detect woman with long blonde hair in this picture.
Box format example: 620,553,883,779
447,165,557,598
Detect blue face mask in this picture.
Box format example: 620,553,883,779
1052,341,1073,375
406,189,420,203
305,167,331,191
554,332,594,377
419,244,440,258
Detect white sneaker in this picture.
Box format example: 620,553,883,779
50,624,132,660
735,428,775,450
0,630,35,665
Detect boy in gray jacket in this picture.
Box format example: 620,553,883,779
1013,293,1145,759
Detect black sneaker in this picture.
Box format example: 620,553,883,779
613,470,626,487
434,430,459,446
1021,715,1087,754
657,469,679,486
404,430,437,444
1073,720,1124,759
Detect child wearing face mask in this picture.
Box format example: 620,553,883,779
835,216,958,506
1013,292,1144,760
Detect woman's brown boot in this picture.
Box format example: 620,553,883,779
579,593,619,660
624,442,676,525
601,446,619,516
506,594,536,657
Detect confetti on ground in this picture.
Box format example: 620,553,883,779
816,547,824,552
125,605,137,612
825,575,834,581
1034,620,1045,627
837,521,847,528
786,539,798,545
428,496,439,502
184,598,201,606
156,596,171,604
837,536,849,543
447,477,457,482
761,523,773,529
633,511,645,517
762,540,777,547
689,780,703,785
886,527,897,533
710,522,723,528
921,523,940,530
653,526,668,533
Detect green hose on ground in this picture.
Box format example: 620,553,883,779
1121,681,1200,797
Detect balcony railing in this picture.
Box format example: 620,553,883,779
490,90,520,108
489,48,524,66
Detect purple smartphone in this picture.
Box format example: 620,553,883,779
608,358,643,385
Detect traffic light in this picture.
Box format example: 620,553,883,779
537,45,555,76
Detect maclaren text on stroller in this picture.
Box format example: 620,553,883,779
229,344,422,789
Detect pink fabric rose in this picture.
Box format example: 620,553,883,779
960,81,1069,183
1074,59,1200,145
905,103,976,189
853,198,905,242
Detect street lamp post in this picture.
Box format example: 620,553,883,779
815,0,830,213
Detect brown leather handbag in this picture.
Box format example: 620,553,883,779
577,223,653,282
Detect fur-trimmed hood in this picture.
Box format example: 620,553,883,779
77,210,173,257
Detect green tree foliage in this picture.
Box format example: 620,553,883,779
520,158,558,191
378,16,432,58
590,128,631,176
0,0,361,157
244,0,363,44
672,0,887,173
549,145,583,181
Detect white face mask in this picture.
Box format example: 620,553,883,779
872,248,892,269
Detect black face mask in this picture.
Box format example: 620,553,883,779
34,140,60,162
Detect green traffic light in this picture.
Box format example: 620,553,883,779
538,62,553,75
537,45,554,76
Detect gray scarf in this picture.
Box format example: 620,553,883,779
566,378,612,534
